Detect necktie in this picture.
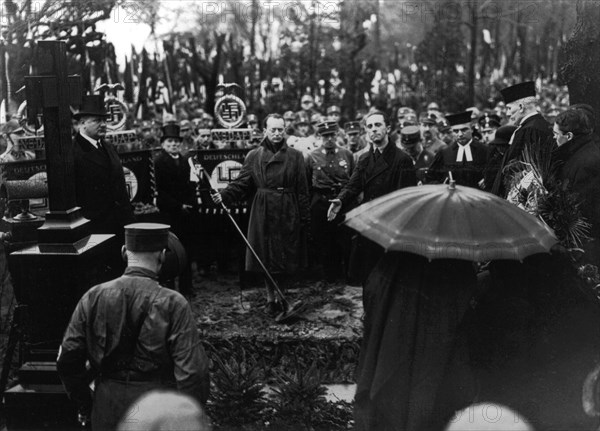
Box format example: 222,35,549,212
373,149,380,161
456,141,473,162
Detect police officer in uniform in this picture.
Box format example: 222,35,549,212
58,223,210,430
307,121,355,282
398,125,435,184
426,111,488,188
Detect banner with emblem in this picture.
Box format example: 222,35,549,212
119,149,155,204
0,159,49,216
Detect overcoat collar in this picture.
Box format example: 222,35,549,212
365,139,395,184
76,133,112,170
260,138,289,164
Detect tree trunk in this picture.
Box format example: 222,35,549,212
559,0,600,133
467,1,478,106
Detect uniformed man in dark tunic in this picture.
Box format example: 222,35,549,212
477,112,502,145
482,125,517,193
57,223,210,430
491,81,553,196
419,113,446,155
426,111,488,188
307,121,355,282
398,125,435,184
328,110,417,284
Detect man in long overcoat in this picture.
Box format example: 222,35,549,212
212,114,310,316
328,111,417,284
154,122,198,294
491,81,553,196
73,95,135,237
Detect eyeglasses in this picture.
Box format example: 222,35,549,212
301,100,312,104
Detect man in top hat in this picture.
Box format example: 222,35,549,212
58,223,210,431
398,125,435,184
477,112,502,145
154,123,198,295
491,81,552,196
73,94,135,237
419,112,447,155
306,121,355,282
482,125,518,192
426,110,488,188
328,110,417,284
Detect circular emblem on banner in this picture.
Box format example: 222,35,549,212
105,99,128,131
16,101,44,136
210,160,244,190
123,166,139,201
214,94,247,128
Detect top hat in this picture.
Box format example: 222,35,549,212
344,121,361,134
161,123,182,141
73,95,110,119
477,113,501,129
400,125,421,144
316,121,339,135
125,223,170,252
489,125,518,146
446,111,473,127
326,105,341,115
500,81,536,104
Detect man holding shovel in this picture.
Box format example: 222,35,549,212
211,114,310,318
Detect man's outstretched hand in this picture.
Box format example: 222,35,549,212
327,199,342,222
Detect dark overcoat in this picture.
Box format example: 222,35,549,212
220,139,310,274
337,142,417,283
73,133,135,235
154,150,197,214
553,132,600,264
491,113,553,196
426,139,489,188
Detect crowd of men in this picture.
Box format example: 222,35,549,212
2,77,598,430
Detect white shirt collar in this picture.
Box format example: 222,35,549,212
80,131,99,148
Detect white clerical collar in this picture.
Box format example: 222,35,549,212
456,139,473,162
80,131,99,149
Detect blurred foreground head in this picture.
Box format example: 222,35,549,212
117,390,212,431
445,403,533,431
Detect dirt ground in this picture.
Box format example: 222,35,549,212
188,269,364,341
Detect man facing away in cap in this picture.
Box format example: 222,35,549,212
57,223,210,431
